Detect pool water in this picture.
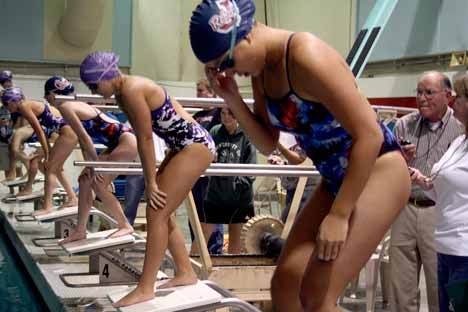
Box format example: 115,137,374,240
0,233,47,312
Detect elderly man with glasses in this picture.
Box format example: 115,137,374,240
389,71,464,312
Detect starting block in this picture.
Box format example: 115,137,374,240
59,230,148,287
31,206,115,248
1,175,45,194
8,189,67,214
108,280,262,312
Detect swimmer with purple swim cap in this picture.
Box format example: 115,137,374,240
43,75,138,245
0,70,13,88
1,87,78,215
79,51,215,308
189,1,411,310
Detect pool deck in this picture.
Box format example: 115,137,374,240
0,194,136,311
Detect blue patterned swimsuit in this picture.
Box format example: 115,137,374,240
26,126,50,143
81,109,133,151
37,104,67,138
150,90,216,155
265,35,400,195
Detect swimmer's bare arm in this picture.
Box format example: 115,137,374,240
19,103,50,160
277,143,306,165
205,68,279,154
59,101,99,161
120,83,166,209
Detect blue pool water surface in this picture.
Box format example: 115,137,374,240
0,232,47,312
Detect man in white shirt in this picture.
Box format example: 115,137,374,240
390,71,463,312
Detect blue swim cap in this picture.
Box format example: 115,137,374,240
0,70,12,84
1,87,23,105
190,0,256,63
44,76,75,96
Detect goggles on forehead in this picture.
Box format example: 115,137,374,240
217,1,239,72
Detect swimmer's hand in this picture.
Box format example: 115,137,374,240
146,182,167,210
316,213,348,261
205,66,241,101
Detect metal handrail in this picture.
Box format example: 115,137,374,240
93,167,319,177
74,161,316,171
55,94,416,115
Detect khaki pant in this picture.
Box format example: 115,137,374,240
389,203,439,312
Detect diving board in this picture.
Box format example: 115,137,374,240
108,280,262,312
347,0,399,78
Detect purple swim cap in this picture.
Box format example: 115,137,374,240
190,0,256,63
1,87,24,105
0,70,12,83
80,51,120,84
44,76,75,96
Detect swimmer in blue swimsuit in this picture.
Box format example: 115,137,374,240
79,51,215,308
1,87,78,214
190,1,411,310
42,76,138,244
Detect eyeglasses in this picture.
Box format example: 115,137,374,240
416,89,444,98
216,1,239,73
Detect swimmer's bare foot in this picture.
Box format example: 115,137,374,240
112,286,155,308
16,186,33,197
4,175,16,182
108,225,134,238
59,197,78,209
58,230,86,245
157,272,198,289
32,208,54,217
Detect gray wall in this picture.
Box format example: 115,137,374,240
0,0,43,61
358,0,468,61
113,0,132,67
0,0,132,66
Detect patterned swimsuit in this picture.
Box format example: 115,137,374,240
150,90,216,155
265,35,400,195
37,104,67,138
81,109,133,151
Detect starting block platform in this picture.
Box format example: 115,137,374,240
59,230,147,287
4,188,68,213
1,176,45,194
60,229,137,255
34,205,87,223
108,280,261,312
31,206,111,248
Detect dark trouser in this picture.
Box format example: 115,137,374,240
190,177,223,254
124,175,145,225
280,181,316,223
437,253,468,312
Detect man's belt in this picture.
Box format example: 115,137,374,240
409,197,436,207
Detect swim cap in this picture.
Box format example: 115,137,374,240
190,0,256,63
80,51,120,84
0,70,12,84
1,87,23,105
44,76,75,96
